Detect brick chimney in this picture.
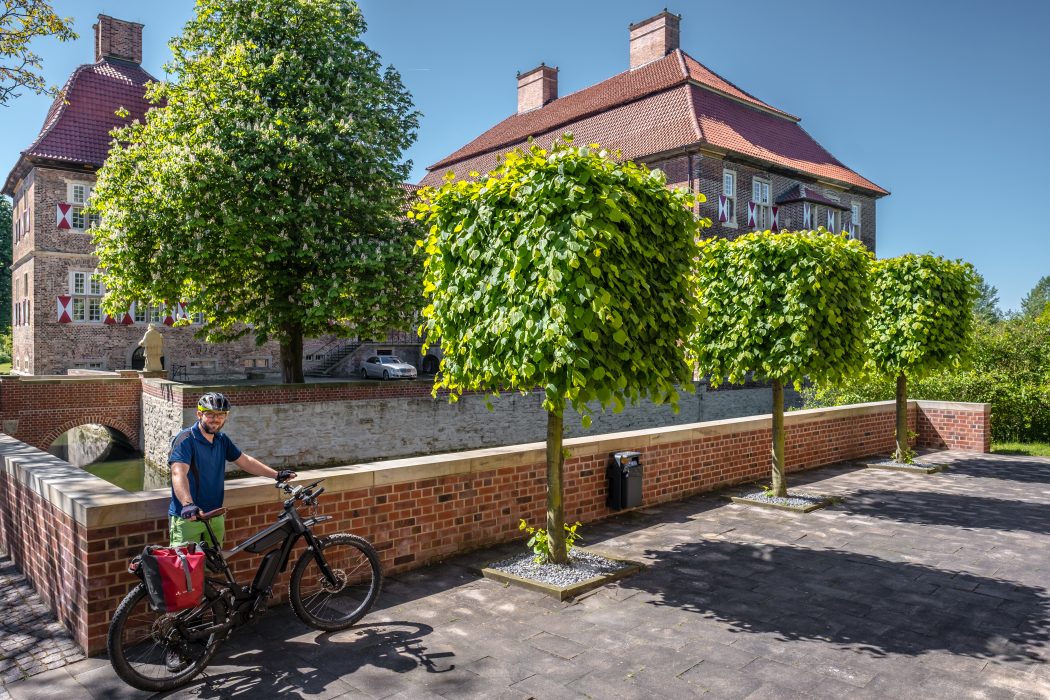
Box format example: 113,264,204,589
94,14,143,64
517,64,558,114
629,10,680,70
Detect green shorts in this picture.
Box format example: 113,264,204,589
170,514,225,548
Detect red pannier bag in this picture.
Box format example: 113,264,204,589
135,544,206,612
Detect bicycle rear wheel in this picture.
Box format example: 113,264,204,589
289,533,381,631
107,581,226,692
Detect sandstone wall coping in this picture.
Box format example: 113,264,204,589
0,400,989,530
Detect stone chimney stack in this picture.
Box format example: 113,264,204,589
629,10,680,70
517,64,558,114
94,14,143,64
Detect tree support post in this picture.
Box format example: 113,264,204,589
895,372,909,462
771,379,787,497
546,401,567,564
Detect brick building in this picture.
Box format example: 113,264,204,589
3,15,424,379
420,11,889,250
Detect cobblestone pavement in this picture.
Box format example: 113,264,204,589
6,450,1050,698
0,555,85,700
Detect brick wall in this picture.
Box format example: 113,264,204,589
915,400,992,453
0,400,991,656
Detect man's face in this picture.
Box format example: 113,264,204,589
198,410,229,434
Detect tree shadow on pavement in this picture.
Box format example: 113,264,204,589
618,539,1050,662
940,453,1050,485
168,621,455,699
844,489,1050,534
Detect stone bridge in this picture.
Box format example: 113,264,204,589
0,374,144,451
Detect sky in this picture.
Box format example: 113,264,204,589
3,0,1048,313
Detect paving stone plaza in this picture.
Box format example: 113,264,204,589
4,450,1050,699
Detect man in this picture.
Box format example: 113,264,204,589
168,391,296,547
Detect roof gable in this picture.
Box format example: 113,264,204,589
423,49,886,196
3,58,156,193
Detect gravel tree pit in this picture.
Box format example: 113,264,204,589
486,549,631,588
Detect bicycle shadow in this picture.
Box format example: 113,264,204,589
163,620,455,698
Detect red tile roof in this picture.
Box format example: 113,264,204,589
3,58,155,193
422,50,887,197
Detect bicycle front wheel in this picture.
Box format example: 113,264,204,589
106,581,226,692
289,533,381,631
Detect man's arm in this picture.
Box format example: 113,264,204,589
171,461,194,509
234,453,285,479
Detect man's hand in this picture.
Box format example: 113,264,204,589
180,504,201,520
276,469,297,483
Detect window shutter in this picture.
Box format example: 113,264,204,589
162,303,175,326
771,206,779,230
104,313,116,325
56,203,72,230
803,202,811,228
747,202,757,228
718,195,729,223
57,296,72,323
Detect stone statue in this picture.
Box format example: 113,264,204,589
139,323,164,372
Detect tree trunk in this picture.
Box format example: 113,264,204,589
279,322,305,384
894,372,909,462
771,379,787,497
546,401,568,564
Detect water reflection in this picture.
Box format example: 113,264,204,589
49,426,154,492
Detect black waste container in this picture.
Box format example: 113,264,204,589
607,451,643,510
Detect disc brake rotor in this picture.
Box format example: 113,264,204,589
319,569,348,594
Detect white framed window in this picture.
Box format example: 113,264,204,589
752,177,771,229
242,358,271,368
722,169,737,226
192,312,205,324
66,181,100,231
72,360,105,370
189,359,217,369
133,303,147,323
850,202,862,239
69,271,105,323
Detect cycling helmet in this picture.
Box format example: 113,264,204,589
197,392,231,412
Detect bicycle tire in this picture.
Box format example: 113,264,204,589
289,533,381,631
107,581,227,692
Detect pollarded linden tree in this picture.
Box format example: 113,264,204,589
689,229,872,497
414,137,707,563
90,0,420,383
867,254,977,462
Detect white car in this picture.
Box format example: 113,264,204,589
360,356,418,380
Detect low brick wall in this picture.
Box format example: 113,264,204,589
916,400,992,453
0,399,989,656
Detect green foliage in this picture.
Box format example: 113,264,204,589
413,136,706,420
519,518,583,564
0,0,76,105
972,272,1002,324
0,331,11,365
804,317,1050,443
90,0,420,382
867,254,976,379
1021,275,1050,320
688,229,873,386
0,197,10,330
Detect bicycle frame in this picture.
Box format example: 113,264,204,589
176,491,335,641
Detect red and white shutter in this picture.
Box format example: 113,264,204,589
827,209,835,230
718,195,730,223
177,301,189,321
57,295,72,323
104,313,116,325
162,303,175,326
747,202,757,228
121,306,135,325
771,206,779,230
56,203,72,230
803,202,811,228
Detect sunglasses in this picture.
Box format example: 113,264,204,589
200,410,229,418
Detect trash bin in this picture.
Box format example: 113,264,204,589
607,451,643,510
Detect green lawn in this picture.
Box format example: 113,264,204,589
0,362,10,374
992,442,1050,457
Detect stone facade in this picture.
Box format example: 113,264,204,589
649,152,878,250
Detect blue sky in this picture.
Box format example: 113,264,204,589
4,0,1048,312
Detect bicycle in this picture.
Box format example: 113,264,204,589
107,478,382,692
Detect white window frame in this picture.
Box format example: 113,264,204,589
189,359,217,370
722,169,737,227
752,177,771,230
66,181,99,232
69,271,105,324
850,202,862,239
